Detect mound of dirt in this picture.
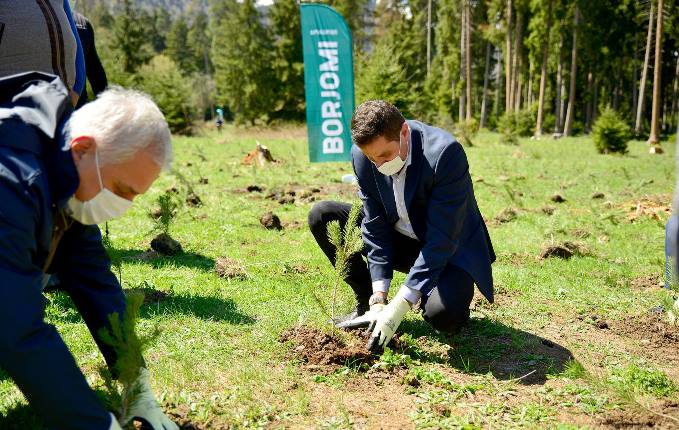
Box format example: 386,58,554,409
278,195,295,205
186,192,202,207
214,257,247,280
493,208,518,224
125,287,169,304
151,233,183,256
541,205,556,215
539,241,585,260
279,326,373,366
260,212,282,230
551,194,566,203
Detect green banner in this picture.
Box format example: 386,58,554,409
300,3,355,162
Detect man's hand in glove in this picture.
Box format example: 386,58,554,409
335,293,387,329
367,288,412,353
128,368,179,430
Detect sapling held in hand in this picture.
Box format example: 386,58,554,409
98,291,160,428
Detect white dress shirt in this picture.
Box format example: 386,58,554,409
371,130,422,305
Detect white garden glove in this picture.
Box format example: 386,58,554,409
127,368,179,430
367,288,412,352
109,413,123,430
336,294,387,329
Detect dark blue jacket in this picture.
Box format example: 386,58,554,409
0,72,122,429
352,120,495,302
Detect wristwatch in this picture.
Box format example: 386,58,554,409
369,293,388,307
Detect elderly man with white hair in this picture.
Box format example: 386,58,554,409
0,72,177,430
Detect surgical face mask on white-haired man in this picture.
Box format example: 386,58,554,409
65,87,172,225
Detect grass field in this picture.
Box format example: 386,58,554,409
1,125,679,429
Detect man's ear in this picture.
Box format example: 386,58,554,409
70,136,96,163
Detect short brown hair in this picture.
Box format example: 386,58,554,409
351,100,405,146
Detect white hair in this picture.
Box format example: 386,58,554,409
66,87,172,170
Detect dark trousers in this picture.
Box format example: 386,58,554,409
308,201,474,333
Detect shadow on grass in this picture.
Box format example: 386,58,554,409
400,316,573,385
107,247,216,272
0,403,45,429
45,290,254,325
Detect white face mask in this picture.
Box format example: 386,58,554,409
67,150,132,225
376,133,406,176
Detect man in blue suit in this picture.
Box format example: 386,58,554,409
308,100,495,351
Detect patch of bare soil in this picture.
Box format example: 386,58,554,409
164,404,213,430
297,372,416,429
214,257,247,280
599,400,679,429
125,287,169,304
497,252,535,266
279,326,373,366
612,313,679,363
260,211,282,230
150,233,183,256
625,194,672,223
631,274,665,290
539,241,587,260
541,205,557,215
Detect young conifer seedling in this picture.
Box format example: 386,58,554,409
98,292,160,429
326,201,364,326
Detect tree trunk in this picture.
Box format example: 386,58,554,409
671,56,679,130
613,60,622,110
494,46,502,125
632,34,638,114
459,3,466,122
527,60,534,107
505,0,514,112
555,34,564,133
585,70,593,132
635,1,654,135
593,74,599,124
647,0,663,146
480,42,492,128
465,0,472,120
535,0,553,137
426,0,432,78
564,7,579,137
511,10,523,112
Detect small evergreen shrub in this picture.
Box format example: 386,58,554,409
454,118,479,147
592,107,631,154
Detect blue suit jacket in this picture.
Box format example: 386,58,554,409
352,120,496,302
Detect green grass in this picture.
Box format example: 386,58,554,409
1,125,678,428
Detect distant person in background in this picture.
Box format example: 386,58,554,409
0,0,85,104
216,107,225,131
73,11,108,109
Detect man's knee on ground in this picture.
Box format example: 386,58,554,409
424,305,470,334
308,201,334,230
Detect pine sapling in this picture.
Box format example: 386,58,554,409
326,201,364,326
98,292,160,428
153,192,179,236
150,192,183,256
